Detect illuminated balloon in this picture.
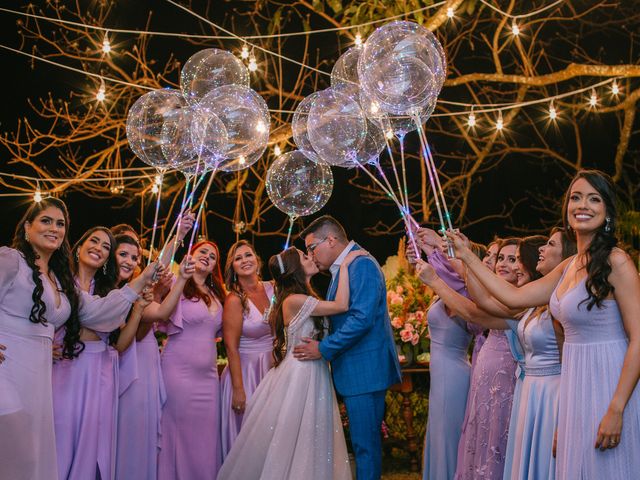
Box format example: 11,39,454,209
331,46,361,90
180,48,249,105
189,105,230,169
126,88,186,169
266,150,333,217
292,92,321,163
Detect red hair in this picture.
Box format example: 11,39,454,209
183,240,226,305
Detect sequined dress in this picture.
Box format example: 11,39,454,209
218,296,352,480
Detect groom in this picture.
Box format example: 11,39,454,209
293,215,401,480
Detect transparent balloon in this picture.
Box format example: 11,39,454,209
331,46,361,90
358,21,446,116
217,138,267,173
180,48,249,105
199,85,270,166
307,87,367,166
161,105,197,169
292,92,322,163
126,89,186,169
359,89,436,137
266,150,334,217
177,159,209,178
189,104,230,169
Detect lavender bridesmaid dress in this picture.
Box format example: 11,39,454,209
115,327,166,480
503,308,560,480
550,263,640,479
0,247,138,480
218,296,351,480
454,329,518,480
158,294,223,480
220,282,275,457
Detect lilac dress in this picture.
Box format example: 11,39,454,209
158,293,223,480
503,308,560,480
115,327,166,480
550,262,640,479
454,329,518,480
0,247,138,480
218,296,352,479
220,282,275,457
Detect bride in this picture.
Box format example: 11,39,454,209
218,246,364,480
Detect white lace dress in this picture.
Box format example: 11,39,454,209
217,296,352,480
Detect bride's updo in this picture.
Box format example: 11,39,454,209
267,248,322,367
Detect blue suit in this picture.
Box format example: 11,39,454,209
319,243,401,480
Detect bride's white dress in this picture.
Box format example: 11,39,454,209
218,296,352,480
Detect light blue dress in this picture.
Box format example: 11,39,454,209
550,261,640,479
423,299,473,480
503,308,561,480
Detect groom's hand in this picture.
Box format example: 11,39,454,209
293,337,321,361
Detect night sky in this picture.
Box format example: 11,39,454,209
1,1,638,268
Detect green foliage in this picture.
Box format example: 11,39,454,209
384,388,428,459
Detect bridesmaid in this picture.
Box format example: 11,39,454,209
52,227,140,480
449,170,640,479
0,198,154,480
220,240,275,457
150,240,226,479
113,234,165,480
409,228,485,480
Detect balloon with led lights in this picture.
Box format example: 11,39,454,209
161,105,197,169
219,139,268,173
180,48,250,105
198,85,270,171
126,88,186,169
331,46,361,91
359,89,435,136
189,105,230,170
307,87,367,166
358,20,445,117
292,92,322,163
266,150,333,217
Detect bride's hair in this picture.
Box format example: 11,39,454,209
267,247,323,367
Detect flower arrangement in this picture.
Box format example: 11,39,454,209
383,239,433,366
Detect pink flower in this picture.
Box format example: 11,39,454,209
415,311,425,323
403,323,415,333
390,295,404,305
411,332,420,345
400,328,413,343
395,285,404,294
391,316,404,329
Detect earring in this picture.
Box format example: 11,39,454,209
102,263,107,275
605,217,611,233
233,271,237,282
74,250,79,263
25,230,30,242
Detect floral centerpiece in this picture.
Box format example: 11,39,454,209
382,239,433,366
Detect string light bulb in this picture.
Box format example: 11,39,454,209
611,81,620,96
238,155,246,165
151,184,159,194
385,130,394,140
102,35,111,54
446,7,455,19
467,110,476,127
255,121,266,133
248,56,258,72
154,174,162,186
34,187,42,203
511,22,520,36
240,44,249,59
273,145,282,156
496,113,504,131
95,84,106,102
589,89,598,108
548,102,557,120
354,33,363,46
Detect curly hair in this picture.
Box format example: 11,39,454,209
561,169,618,309
11,197,84,359
183,240,226,306
71,227,119,297
267,248,323,367
223,240,263,313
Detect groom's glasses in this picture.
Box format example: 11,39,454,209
306,237,328,254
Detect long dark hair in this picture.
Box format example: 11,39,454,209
518,235,548,282
109,234,142,345
71,227,119,297
562,169,618,309
11,197,83,359
223,240,263,313
183,240,226,305
550,226,577,260
267,248,323,367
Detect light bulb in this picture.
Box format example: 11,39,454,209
248,57,258,72
102,36,111,54
511,22,520,36
238,155,246,165
274,145,282,156
549,104,557,120
385,130,394,140
354,33,363,46
467,112,476,127
96,86,106,102
154,174,162,185
151,184,159,194
446,7,455,18
612,81,620,95
589,90,598,107
496,115,504,131
34,189,42,203
370,103,380,114
240,45,249,59
255,121,266,133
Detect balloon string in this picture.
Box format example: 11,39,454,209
398,136,410,214
168,173,194,267
284,215,297,249
147,169,165,266
186,167,218,253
